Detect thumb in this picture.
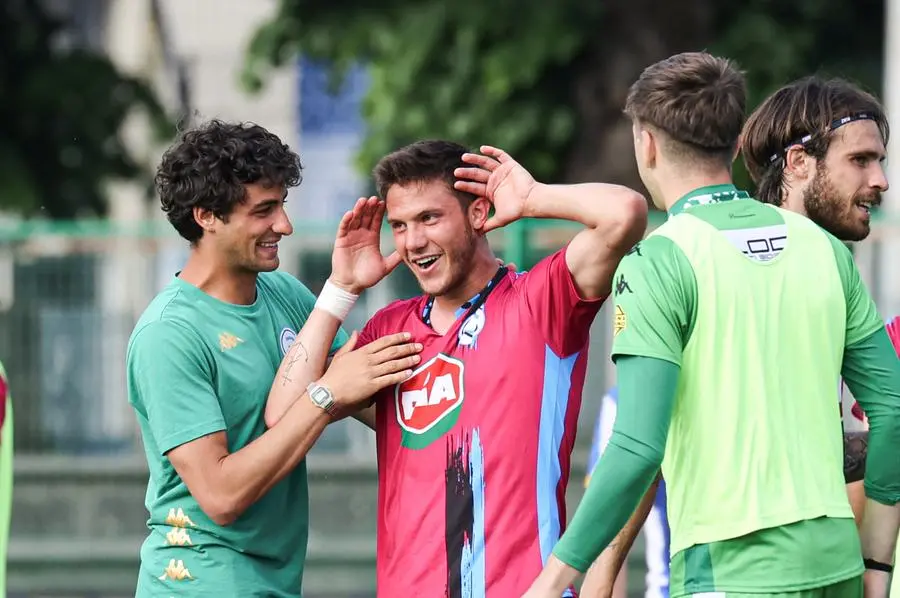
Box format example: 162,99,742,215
481,215,503,234
334,330,359,357
383,250,403,274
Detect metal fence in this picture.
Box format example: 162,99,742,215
2,215,898,597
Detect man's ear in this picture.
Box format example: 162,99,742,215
194,206,218,235
640,128,657,170
468,197,491,231
784,145,813,182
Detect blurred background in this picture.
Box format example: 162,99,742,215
1,0,899,596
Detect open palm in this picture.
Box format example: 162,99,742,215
330,196,402,294
454,145,537,232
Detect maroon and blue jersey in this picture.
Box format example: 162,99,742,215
359,247,604,597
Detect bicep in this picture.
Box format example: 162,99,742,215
166,431,230,501
130,323,226,456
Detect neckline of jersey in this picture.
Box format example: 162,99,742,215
172,273,264,315
668,183,752,217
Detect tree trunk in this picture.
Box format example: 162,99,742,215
563,0,717,193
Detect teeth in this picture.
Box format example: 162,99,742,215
415,256,438,267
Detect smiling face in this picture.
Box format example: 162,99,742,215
385,179,483,297
200,182,294,273
798,121,888,241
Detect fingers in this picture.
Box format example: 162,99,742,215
453,180,488,197
371,340,423,364
461,153,502,171
479,145,512,163
364,331,414,354
334,330,359,357
383,250,403,274
358,196,380,231
336,210,354,238
373,352,421,378
374,368,416,388
347,197,365,231
371,200,387,232
454,166,491,183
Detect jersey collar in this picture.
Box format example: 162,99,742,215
668,184,752,217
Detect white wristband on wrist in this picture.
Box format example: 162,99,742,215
315,279,359,321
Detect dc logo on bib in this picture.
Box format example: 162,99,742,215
458,306,486,348
279,327,296,356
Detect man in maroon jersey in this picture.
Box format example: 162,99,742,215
352,139,647,596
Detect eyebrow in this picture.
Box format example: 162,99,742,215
849,149,886,162
251,198,284,212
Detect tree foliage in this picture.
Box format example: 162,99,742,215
0,1,173,219
243,0,884,191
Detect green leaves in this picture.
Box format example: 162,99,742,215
244,0,884,190
0,2,172,218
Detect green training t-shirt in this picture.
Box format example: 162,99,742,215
127,271,347,597
609,185,884,595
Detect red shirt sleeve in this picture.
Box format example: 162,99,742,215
513,245,605,357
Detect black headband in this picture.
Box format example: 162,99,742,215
767,112,877,164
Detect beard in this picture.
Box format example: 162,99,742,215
802,164,881,242
416,224,478,297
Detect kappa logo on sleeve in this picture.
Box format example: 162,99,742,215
613,305,627,336
395,353,464,449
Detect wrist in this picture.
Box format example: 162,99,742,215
306,380,339,419
521,182,549,219
327,275,363,296
315,279,359,321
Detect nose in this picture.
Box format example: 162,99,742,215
871,163,889,192
404,223,428,253
273,206,294,236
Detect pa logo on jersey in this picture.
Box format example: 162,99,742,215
395,353,464,450
279,327,296,356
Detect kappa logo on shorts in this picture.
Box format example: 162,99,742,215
395,353,464,449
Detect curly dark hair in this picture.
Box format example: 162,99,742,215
155,119,303,242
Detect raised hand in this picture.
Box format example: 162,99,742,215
319,331,422,414
453,145,538,233
330,196,403,294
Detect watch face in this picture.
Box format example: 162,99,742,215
311,386,330,404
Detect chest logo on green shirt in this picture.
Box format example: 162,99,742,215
394,353,464,450
218,332,243,352
279,327,296,356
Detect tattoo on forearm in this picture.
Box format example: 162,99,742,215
843,431,868,484
280,341,309,386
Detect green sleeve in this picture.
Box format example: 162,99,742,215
552,355,679,571
128,321,226,455
841,327,900,505
610,236,696,366
826,233,883,344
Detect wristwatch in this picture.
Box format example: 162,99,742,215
307,381,338,417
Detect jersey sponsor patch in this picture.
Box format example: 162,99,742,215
723,224,788,262
614,305,627,336
395,353,464,449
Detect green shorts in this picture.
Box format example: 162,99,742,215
692,575,862,598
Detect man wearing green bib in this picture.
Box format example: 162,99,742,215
523,52,900,598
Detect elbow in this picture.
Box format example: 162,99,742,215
264,405,284,429
195,491,247,527
604,189,649,251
